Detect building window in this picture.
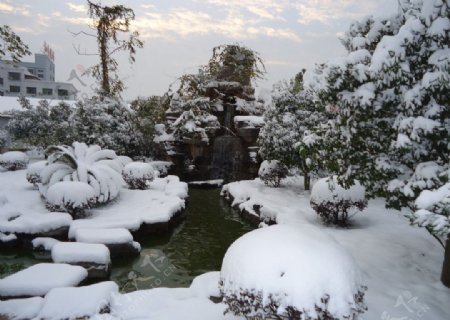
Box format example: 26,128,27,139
8,72,21,81
0,91,4,96
9,85,21,93
28,68,35,75
0,77,3,85
42,88,53,95
26,87,37,95
37,73,44,78
58,89,69,97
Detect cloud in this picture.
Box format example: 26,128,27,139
134,6,300,42
293,0,379,25
0,2,14,12
67,2,86,13
0,1,31,16
202,0,287,20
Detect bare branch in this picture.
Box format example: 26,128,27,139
67,28,96,38
72,43,98,56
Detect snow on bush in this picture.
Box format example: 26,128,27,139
40,142,123,205
258,160,288,187
310,176,367,226
220,225,366,320
26,160,47,186
122,162,155,189
45,181,96,217
0,151,29,171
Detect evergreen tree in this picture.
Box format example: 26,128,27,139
258,71,328,190
308,0,450,286
0,25,30,62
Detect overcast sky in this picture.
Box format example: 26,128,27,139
0,0,398,100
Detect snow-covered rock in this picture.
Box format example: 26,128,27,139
0,263,88,298
51,242,111,279
220,224,366,319
123,162,155,189
0,151,29,171
0,297,44,320
37,282,118,320
74,228,140,257
0,212,72,236
52,242,111,265
32,237,60,252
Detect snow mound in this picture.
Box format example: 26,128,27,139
0,212,72,235
32,237,60,251
37,281,118,320
52,242,111,264
258,160,288,187
45,181,96,213
0,263,88,298
220,224,366,319
190,271,221,299
0,297,44,320
0,151,29,171
310,176,365,203
26,160,47,185
123,162,155,189
74,228,133,244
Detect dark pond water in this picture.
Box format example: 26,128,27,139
0,188,253,292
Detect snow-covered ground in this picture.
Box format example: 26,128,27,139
222,178,450,320
0,169,188,240
1,170,449,319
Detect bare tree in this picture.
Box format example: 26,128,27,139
73,1,143,97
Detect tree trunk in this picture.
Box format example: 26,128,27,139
441,236,450,288
99,26,110,95
304,174,310,191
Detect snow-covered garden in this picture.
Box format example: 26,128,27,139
1,0,449,319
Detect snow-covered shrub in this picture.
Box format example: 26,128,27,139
310,176,367,226
220,225,366,320
26,160,47,186
0,151,29,171
116,155,133,167
122,162,155,189
40,142,123,205
45,181,96,217
258,160,288,187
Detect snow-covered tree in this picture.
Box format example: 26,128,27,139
307,0,450,286
259,72,328,190
8,97,74,148
8,96,150,158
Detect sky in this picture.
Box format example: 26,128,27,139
0,0,398,101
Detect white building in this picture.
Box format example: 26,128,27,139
0,53,77,100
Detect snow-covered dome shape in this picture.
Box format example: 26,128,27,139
122,162,155,189
26,160,47,185
310,176,365,204
220,224,366,320
46,181,96,216
0,151,29,171
258,160,288,187
310,176,367,226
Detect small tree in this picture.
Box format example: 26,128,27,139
74,1,143,96
0,25,30,62
258,72,328,190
